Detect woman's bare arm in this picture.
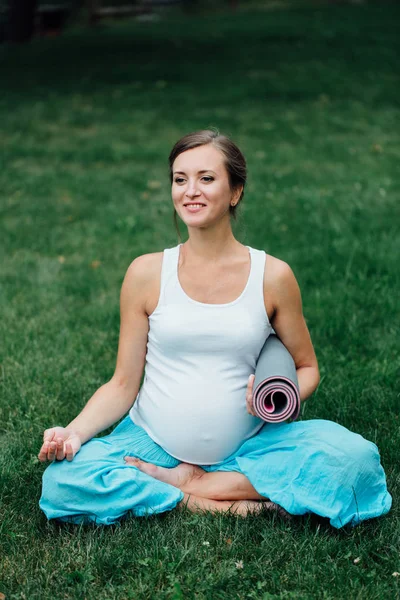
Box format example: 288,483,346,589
267,259,320,402
66,256,151,442
38,255,152,461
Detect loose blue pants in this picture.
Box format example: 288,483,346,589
39,415,392,528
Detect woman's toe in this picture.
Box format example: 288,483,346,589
124,456,160,479
124,456,142,467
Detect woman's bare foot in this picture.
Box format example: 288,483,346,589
178,494,261,516
179,495,291,518
124,456,205,490
124,457,292,520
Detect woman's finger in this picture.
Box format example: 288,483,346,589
38,442,49,462
65,442,74,462
246,374,256,416
246,392,254,415
246,380,252,407
43,429,56,443
47,441,57,462
55,437,65,461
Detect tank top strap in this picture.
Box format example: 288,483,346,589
244,247,269,321
151,245,179,314
246,246,266,296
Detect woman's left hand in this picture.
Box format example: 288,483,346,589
246,374,257,416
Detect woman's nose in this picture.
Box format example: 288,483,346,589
186,183,200,198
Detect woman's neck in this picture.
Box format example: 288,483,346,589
180,237,245,267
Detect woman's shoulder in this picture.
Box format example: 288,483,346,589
125,251,164,284
128,250,164,267
262,251,292,276
262,252,299,295
123,252,164,317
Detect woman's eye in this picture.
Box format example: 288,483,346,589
174,176,213,184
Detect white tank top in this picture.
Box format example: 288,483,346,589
129,243,273,465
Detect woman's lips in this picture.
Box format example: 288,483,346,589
184,204,206,212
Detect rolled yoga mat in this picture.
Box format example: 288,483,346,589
252,334,301,423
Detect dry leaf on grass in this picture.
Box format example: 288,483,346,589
147,180,162,190
372,143,383,153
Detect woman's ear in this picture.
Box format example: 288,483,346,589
233,185,244,205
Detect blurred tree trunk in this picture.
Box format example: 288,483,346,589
8,0,38,42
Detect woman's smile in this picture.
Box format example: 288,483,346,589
184,204,207,212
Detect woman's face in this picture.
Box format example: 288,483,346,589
171,144,240,228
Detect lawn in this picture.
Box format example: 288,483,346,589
0,1,399,598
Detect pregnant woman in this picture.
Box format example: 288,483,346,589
38,129,392,528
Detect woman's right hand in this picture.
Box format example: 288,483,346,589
38,427,82,463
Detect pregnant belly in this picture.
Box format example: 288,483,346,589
130,387,263,465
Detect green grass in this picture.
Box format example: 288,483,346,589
1,1,399,598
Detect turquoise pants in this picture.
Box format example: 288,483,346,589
39,415,392,528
